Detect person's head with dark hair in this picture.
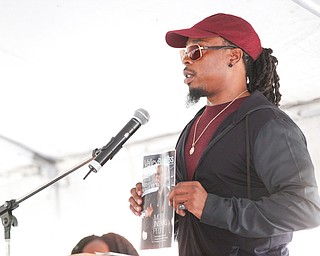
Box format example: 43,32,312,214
166,13,281,106
71,234,109,254
101,232,139,256
71,233,139,255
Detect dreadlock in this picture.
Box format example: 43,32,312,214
243,48,282,106
223,38,281,106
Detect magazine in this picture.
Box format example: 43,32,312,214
140,150,176,250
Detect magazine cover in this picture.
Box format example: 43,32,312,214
140,150,176,250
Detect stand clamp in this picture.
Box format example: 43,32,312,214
0,200,19,240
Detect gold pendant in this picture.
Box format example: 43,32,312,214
189,146,195,155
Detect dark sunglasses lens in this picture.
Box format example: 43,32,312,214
188,45,201,60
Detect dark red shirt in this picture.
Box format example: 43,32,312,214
185,97,247,180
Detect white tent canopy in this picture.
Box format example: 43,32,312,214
0,1,320,256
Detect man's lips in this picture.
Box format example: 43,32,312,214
183,69,195,84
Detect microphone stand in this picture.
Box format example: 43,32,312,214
0,151,96,256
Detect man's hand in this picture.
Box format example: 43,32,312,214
129,182,143,216
169,181,208,219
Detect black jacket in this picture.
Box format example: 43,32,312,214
175,91,320,255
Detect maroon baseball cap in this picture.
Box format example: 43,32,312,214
165,13,262,61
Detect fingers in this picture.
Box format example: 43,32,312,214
169,181,207,218
129,182,143,216
169,181,192,206
169,184,188,216
135,182,143,196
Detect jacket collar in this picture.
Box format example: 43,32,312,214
231,90,277,124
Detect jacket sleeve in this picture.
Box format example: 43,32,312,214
201,118,320,238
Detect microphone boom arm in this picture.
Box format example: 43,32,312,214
0,108,149,256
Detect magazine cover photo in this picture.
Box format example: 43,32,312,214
140,150,176,250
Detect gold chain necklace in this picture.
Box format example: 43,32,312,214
189,89,248,155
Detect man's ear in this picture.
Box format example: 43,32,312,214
229,48,243,65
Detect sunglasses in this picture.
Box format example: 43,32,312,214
180,44,237,62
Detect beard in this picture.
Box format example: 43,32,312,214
186,87,208,107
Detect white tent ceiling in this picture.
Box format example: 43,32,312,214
0,1,320,256
0,0,320,169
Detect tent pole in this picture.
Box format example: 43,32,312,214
292,0,320,17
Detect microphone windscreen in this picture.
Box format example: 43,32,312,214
134,108,150,125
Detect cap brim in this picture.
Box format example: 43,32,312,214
165,28,220,48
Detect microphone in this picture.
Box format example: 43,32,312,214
87,108,150,175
